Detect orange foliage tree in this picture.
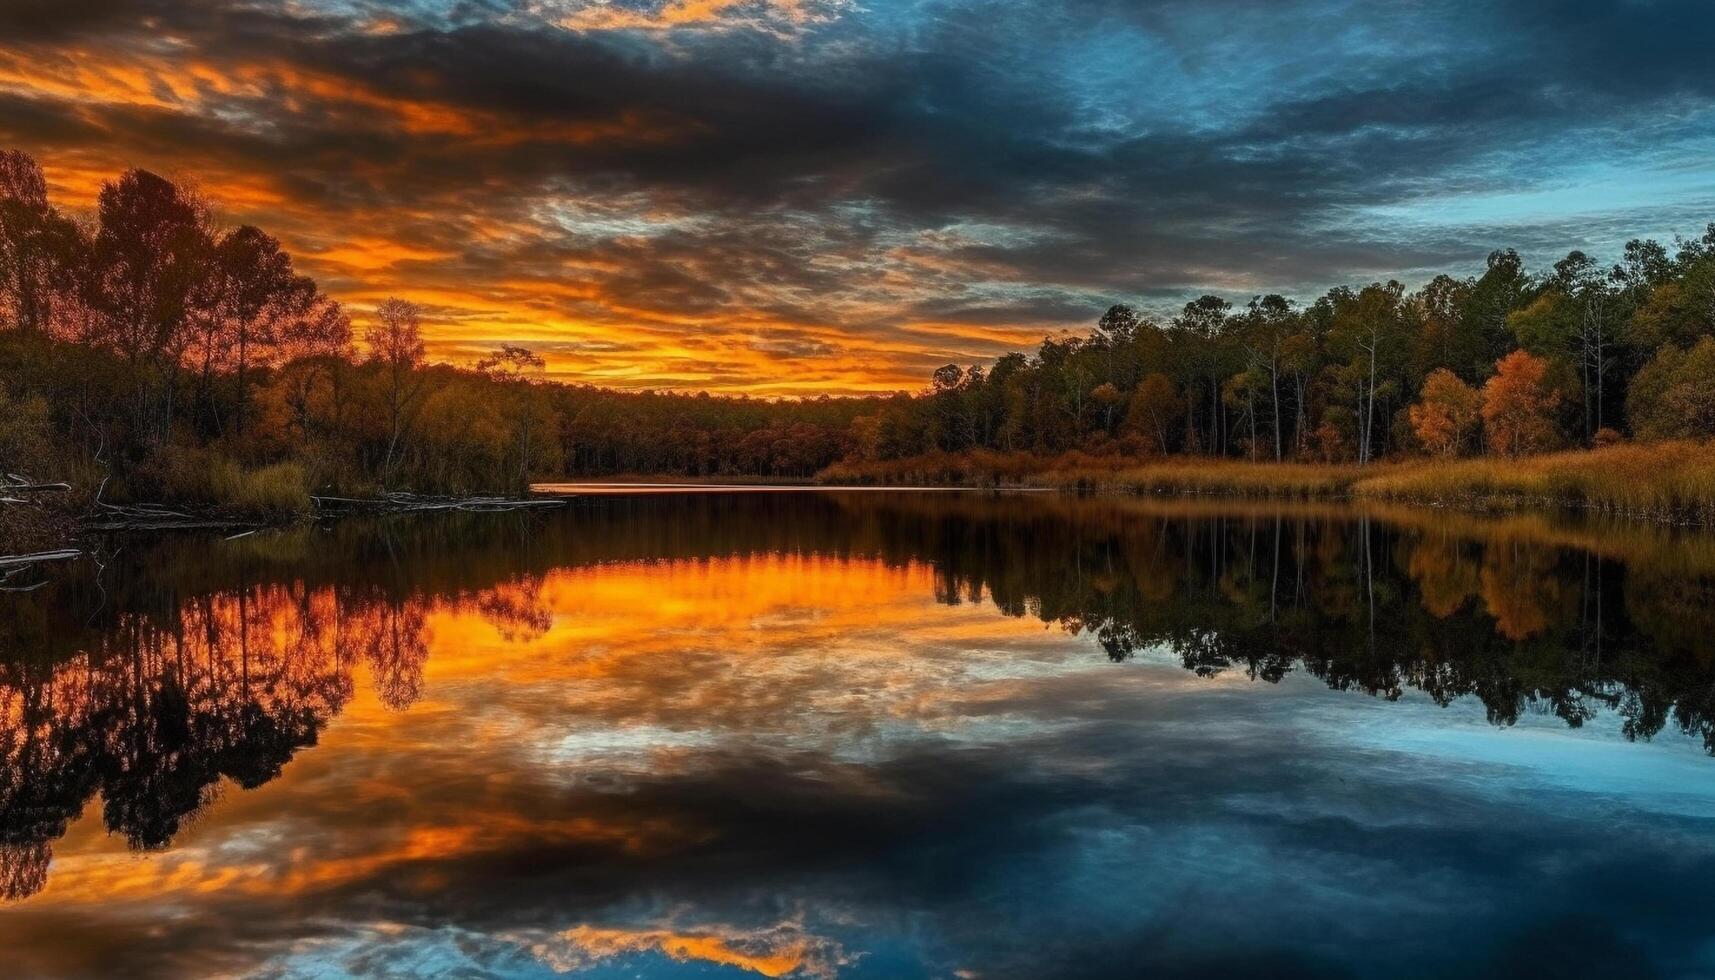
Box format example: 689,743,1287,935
1124,372,1181,455
1409,368,1481,457
1481,350,1561,456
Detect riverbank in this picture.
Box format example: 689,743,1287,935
0,483,563,561
817,440,1715,525
10,439,1715,560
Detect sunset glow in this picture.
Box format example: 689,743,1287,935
6,1,1712,393
9,3,1715,974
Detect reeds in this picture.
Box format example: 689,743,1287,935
1352,441,1715,523
820,440,1715,524
140,450,313,521
205,460,313,521
1084,458,1369,498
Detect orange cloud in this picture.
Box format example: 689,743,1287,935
521,921,852,978
0,30,1081,396
548,0,847,33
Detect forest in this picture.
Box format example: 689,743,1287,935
4,147,1715,530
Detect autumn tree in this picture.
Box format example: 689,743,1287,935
1090,381,1123,434
1124,373,1181,455
91,169,212,444
477,344,557,488
0,150,86,337
366,298,426,478
92,169,209,365
186,225,322,438
1409,369,1481,457
1626,336,1715,441
1481,350,1561,457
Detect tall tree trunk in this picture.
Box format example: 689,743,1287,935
236,328,249,439
1185,386,1198,454
1247,388,1257,460
1361,334,1377,465
1270,359,1282,461
1294,373,1308,458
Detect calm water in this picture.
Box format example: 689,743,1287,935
4,491,1715,979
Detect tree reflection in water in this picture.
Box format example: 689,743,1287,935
3,492,1715,903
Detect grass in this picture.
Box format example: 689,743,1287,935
205,460,314,521
1351,441,1715,523
817,449,1135,487
820,440,1715,524
1074,457,1370,498
136,449,313,522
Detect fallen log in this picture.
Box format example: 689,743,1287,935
0,549,81,569
83,518,253,532
1,473,73,497
312,492,567,514
95,500,197,520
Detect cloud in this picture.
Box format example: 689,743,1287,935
0,0,1712,390
516,920,853,977
536,0,852,34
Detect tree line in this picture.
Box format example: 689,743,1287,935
877,234,1715,467
0,150,889,510
4,146,1715,512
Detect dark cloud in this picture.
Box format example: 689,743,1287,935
0,0,148,41
0,0,1711,387
8,678,1715,978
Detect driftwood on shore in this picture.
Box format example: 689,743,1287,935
0,549,80,568
85,499,255,532
311,491,569,515
2,473,73,504
0,549,81,591
2,469,565,553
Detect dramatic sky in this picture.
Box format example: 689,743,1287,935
3,0,1714,394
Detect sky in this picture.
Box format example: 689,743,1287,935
2,0,1714,395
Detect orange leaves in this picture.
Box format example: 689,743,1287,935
1481,350,1562,457
1409,368,1481,457
1407,353,1563,459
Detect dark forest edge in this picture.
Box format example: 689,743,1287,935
6,148,1715,550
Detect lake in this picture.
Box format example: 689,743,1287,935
3,490,1715,979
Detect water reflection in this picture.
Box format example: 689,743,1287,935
3,493,1715,977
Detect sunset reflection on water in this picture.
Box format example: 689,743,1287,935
4,492,1715,978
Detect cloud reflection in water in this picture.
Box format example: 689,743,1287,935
2,494,1714,978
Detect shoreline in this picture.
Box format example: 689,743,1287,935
813,440,1715,527
10,442,1715,562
